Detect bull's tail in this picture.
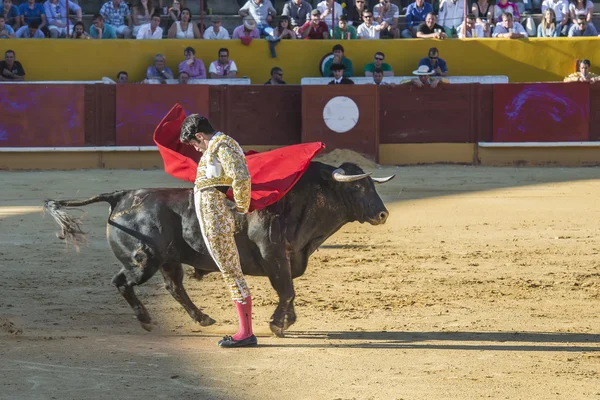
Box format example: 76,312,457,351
43,191,128,250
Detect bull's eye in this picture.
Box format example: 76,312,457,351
352,183,362,191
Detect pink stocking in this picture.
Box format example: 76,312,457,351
232,296,254,341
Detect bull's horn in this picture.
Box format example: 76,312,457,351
332,168,372,182
372,175,396,184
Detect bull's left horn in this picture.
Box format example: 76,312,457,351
372,175,396,184
332,168,372,182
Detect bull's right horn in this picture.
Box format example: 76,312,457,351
372,175,396,184
332,168,372,182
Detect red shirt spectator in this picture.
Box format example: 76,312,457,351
299,9,329,39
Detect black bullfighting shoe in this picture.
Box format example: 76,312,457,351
217,335,258,348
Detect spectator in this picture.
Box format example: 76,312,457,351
331,14,357,39
537,8,559,36
209,48,238,79
323,43,354,77
347,0,367,27
178,47,206,80
99,0,132,38
328,63,354,84
71,21,90,38
564,59,600,82
179,71,190,84
239,0,277,36
494,0,520,23
493,12,528,37
131,0,155,38
265,66,286,84
3,0,20,31
317,0,343,30
117,70,128,83
273,15,296,38
19,0,47,37
372,67,395,85
364,52,393,77
90,13,117,39
416,12,448,38
204,16,230,39
15,19,44,37
146,54,174,83
373,0,400,38
457,13,484,37
439,0,465,37
282,0,312,32
569,0,593,25
0,14,15,38
418,47,448,76
43,0,81,38
357,10,387,39
542,0,569,36
167,7,200,38
471,0,493,36
168,0,181,23
403,0,433,38
568,14,597,35
298,9,329,39
0,49,24,80
135,12,162,39
403,65,448,88
232,17,260,39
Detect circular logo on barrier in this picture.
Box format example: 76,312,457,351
323,96,360,133
319,52,334,76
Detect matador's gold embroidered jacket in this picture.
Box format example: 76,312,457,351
194,132,251,214
564,72,600,83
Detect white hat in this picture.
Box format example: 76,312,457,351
412,65,434,76
243,17,257,30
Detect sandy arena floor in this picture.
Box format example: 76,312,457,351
0,165,599,400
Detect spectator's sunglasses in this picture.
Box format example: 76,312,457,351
578,21,586,26
375,56,384,61
363,14,373,18
429,56,439,60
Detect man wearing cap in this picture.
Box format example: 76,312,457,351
417,47,448,76
402,65,448,88
328,63,354,84
299,9,329,39
178,47,206,80
204,16,231,39
232,16,260,39
239,0,277,36
330,15,357,39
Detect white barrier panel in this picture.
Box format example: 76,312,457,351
144,78,252,85
301,75,509,85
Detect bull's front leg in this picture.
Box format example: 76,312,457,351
265,251,295,338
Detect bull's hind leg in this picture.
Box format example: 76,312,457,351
112,270,154,331
160,262,216,327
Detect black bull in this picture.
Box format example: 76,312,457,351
43,162,394,337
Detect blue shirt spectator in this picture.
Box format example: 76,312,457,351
15,23,45,38
405,0,433,28
18,0,46,25
568,18,598,36
90,21,117,38
43,0,81,28
418,56,448,76
3,1,20,28
0,19,15,37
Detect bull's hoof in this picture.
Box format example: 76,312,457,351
283,314,296,331
199,314,216,327
269,322,285,338
140,321,153,332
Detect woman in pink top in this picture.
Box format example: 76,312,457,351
494,0,521,23
178,46,206,80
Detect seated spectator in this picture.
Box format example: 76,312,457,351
90,14,117,39
494,0,520,23
117,70,128,83
298,9,329,39
43,0,82,38
372,68,396,85
564,59,600,82
3,0,20,31
0,14,15,38
373,0,400,38
131,0,155,38
418,47,448,76
273,15,296,38
537,8,559,37
493,12,527,38
146,54,174,83
417,12,448,38
99,0,131,38
136,12,162,39
71,21,90,38
347,0,367,28
403,0,433,38
168,0,182,23
179,71,190,84
568,14,597,36
439,0,465,38
364,52,393,77
15,19,44,37
178,47,205,79
239,0,277,36
457,13,485,37
357,10,388,39
323,44,354,77
265,66,286,84
569,0,593,25
328,63,354,85
331,15,357,39
471,0,494,30
317,0,343,31
209,48,238,79
402,65,448,88
0,49,24,80
167,7,201,39
542,0,569,36
233,17,260,39
204,16,230,39
19,0,47,37
282,0,312,32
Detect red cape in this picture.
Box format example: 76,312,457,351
153,104,325,212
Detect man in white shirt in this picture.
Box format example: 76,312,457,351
493,12,528,38
357,10,388,39
541,0,569,36
204,17,230,39
457,13,485,38
317,0,343,30
373,0,400,38
135,13,162,39
438,0,465,37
